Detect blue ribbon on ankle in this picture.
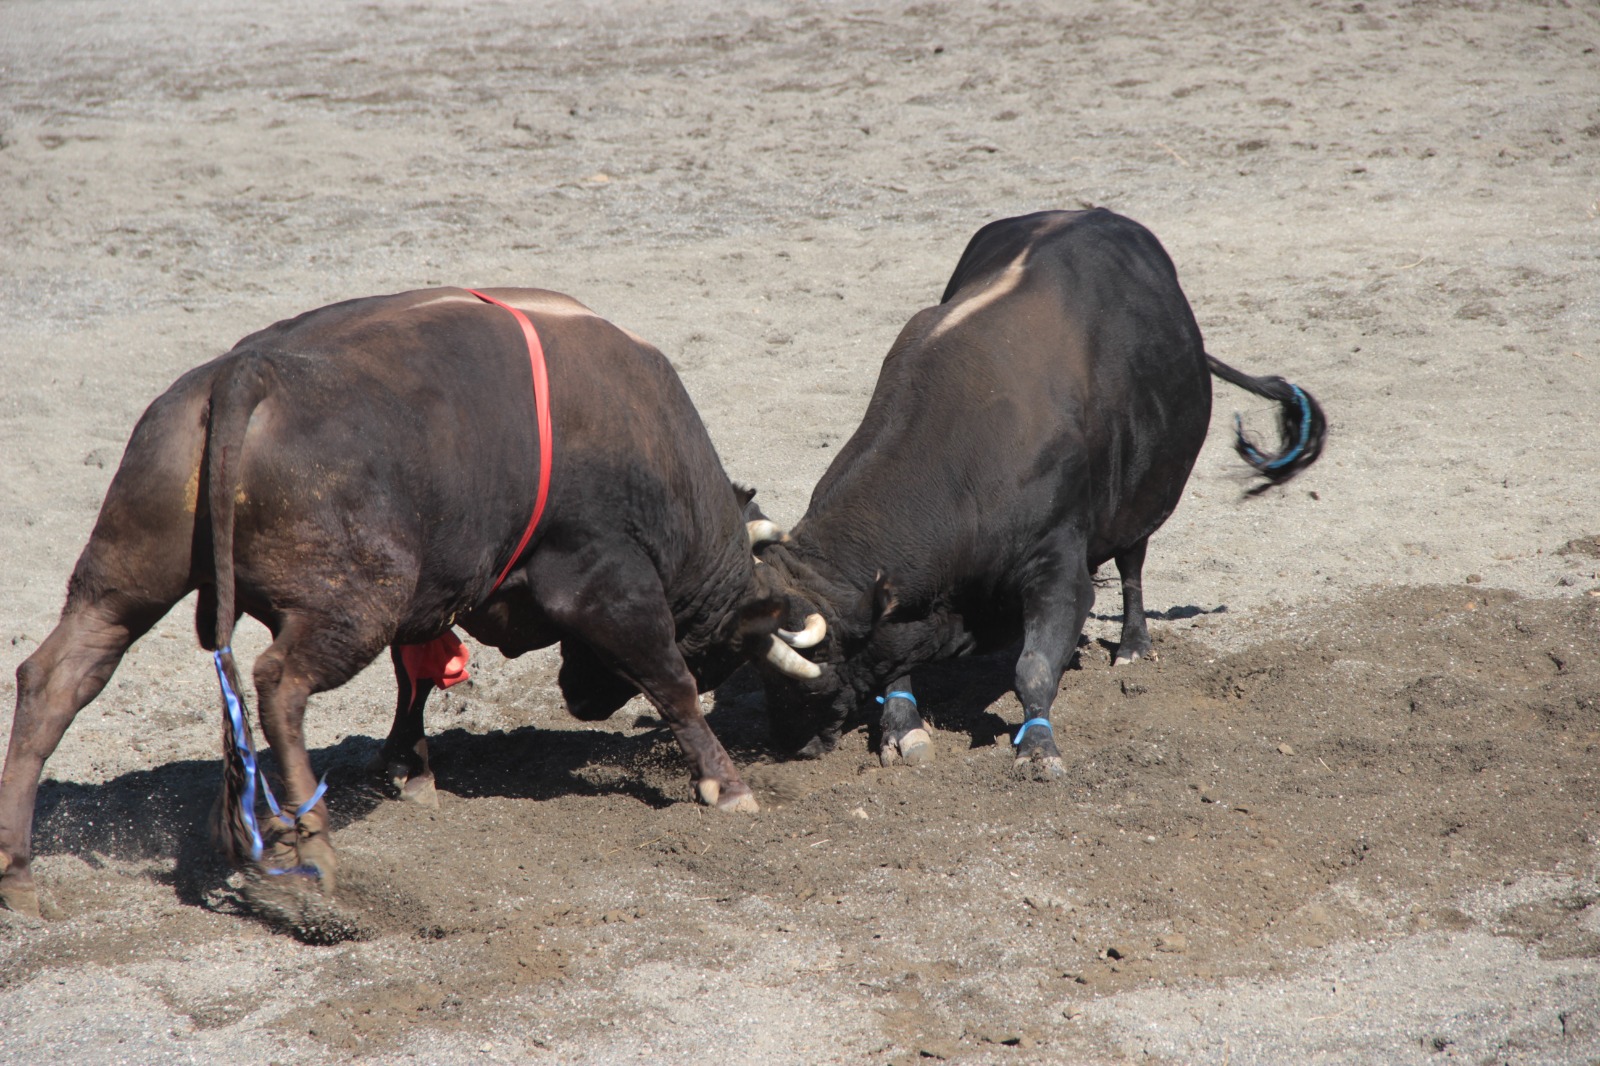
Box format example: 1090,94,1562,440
875,690,917,707
1014,717,1053,745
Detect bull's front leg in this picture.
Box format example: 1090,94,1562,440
876,676,933,767
1011,547,1097,775
651,673,760,813
538,555,758,813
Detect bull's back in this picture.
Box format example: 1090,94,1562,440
74,289,601,611
75,286,737,630
806,210,1212,592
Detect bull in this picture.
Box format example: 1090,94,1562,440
750,209,1327,768
0,287,814,917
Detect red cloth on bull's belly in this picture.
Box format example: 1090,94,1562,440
399,629,471,689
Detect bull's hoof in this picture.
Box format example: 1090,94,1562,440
697,779,760,813
0,880,41,920
376,758,440,808
294,836,339,895
1013,753,1066,779
400,773,440,809
258,833,337,892
1113,646,1156,666
881,727,934,767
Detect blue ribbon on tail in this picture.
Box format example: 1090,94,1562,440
1235,385,1312,472
215,647,265,864
213,647,327,876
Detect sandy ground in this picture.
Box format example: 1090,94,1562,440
1,0,1598,1062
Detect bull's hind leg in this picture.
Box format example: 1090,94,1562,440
0,598,162,915
247,613,387,892
367,648,439,808
1012,543,1097,774
1112,537,1155,666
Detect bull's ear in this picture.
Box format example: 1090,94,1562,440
867,571,898,625
733,482,758,511
875,573,899,621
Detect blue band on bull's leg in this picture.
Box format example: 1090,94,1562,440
261,775,330,878
294,775,330,820
1013,717,1054,746
876,685,932,766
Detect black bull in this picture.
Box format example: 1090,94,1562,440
0,287,795,916
752,209,1327,767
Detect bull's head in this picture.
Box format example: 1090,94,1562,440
748,541,899,758
740,512,830,677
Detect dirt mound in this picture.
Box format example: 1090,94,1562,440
4,586,1597,1062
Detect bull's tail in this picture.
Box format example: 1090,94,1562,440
203,357,272,864
1206,353,1326,493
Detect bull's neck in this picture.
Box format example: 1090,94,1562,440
755,536,885,682
668,506,757,669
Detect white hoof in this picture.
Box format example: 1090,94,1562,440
401,775,440,809
723,791,760,814
696,779,721,807
898,728,934,767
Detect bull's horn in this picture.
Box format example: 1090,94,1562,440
747,519,788,548
766,637,821,679
778,612,827,649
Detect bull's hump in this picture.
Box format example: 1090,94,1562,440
401,287,599,320
928,247,1032,338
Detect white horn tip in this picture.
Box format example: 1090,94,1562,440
778,612,827,649
747,519,789,548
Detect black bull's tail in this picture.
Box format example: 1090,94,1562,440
1206,353,1327,493
204,357,273,864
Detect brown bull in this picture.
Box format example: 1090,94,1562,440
0,287,812,916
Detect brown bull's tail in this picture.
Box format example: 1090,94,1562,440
203,357,272,864
1206,353,1327,494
